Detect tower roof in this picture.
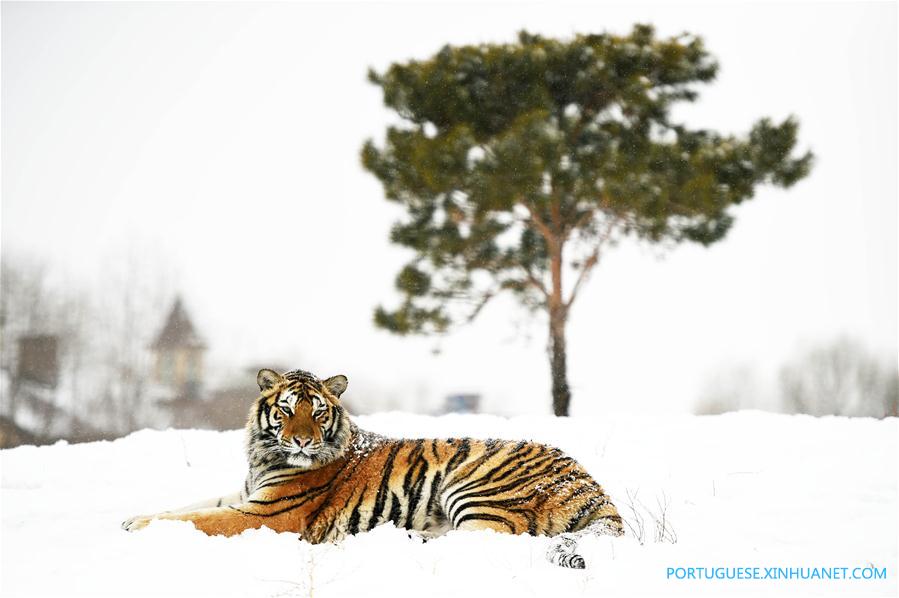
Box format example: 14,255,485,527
151,297,206,350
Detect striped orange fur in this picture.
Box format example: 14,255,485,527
124,369,623,566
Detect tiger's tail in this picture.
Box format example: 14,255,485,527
545,519,624,569
546,535,586,569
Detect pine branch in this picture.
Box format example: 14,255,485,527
562,209,596,242
524,203,555,244
463,290,496,324
565,216,619,308
522,268,550,299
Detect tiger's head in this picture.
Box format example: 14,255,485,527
247,368,352,469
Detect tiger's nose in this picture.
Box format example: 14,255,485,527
294,437,312,448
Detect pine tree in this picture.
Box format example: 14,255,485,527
361,25,813,416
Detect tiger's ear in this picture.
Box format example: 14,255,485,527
257,369,284,391
324,375,348,400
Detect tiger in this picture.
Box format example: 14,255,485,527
123,368,624,568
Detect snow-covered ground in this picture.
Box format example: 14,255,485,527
1,412,896,597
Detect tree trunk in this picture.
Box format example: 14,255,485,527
545,217,572,416
549,305,571,416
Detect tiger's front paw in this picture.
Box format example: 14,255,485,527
122,515,155,532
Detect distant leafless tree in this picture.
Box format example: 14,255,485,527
694,365,762,415
779,338,898,418
1,255,73,423
2,248,176,439
1,254,52,374
86,248,174,434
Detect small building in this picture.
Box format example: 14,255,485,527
442,393,481,414
150,297,206,400
16,334,59,388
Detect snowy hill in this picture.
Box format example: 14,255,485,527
1,412,896,597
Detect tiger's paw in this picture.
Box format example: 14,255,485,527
122,515,155,532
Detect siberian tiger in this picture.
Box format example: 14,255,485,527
123,368,623,568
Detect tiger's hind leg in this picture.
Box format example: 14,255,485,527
453,512,519,534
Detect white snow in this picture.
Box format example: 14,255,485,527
1,412,896,597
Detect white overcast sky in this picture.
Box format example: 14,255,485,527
2,1,896,415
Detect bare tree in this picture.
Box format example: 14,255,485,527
779,338,898,418
0,254,90,435
87,248,175,434
2,247,177,441
694,365,763,415
1,254,52,377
